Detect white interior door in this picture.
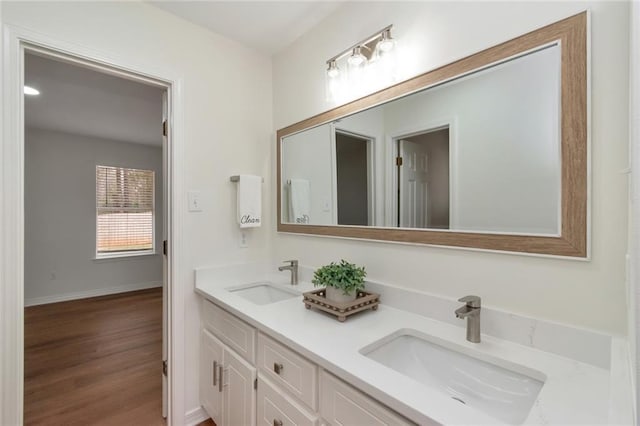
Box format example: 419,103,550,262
161,90,168,418
399,139,429,228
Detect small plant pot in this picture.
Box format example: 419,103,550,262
325,286,356,304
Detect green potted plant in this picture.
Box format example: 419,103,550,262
312,259,366,303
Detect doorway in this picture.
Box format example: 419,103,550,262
395,127,450,229
22,50,170,423
334,130,373,226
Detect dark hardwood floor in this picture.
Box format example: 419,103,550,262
24,288,165,425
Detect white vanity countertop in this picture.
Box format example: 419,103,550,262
195,264,614,425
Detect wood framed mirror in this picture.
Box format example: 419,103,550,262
277,12,587,257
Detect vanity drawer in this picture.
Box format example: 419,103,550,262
257,333,318,410
319,371,415,426
202,299,256,363
258,374,317,426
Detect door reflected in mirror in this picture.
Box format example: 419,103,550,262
396,127,450,230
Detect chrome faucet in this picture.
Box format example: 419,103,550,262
278,260,298,285
455,295,481,343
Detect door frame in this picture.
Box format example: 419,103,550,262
1,25,186,425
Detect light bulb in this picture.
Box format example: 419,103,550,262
327,61,340,79
24,86,40,96
326,60,343,102
347,46,367,68
376,30,396,54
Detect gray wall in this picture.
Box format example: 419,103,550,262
24,127,163,305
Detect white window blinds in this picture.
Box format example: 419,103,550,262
96,165,155,255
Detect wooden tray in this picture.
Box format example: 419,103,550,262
302,289,380,322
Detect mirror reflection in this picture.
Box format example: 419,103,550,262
281,44,561,235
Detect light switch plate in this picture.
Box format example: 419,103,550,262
188,191,202,212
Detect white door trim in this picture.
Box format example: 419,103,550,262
1,24,186,425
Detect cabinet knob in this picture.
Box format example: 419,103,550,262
273,362,284,375
273,420,283,426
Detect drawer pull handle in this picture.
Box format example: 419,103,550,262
213,360,218,386
273,420,283,426
218,364,224,392
274,362,284,375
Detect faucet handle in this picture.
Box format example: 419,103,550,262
283,259,298,266
458,295,481,308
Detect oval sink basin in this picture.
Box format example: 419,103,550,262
360,329,545,424
227,282,299,305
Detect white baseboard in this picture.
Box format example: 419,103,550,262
24,281,162,306
184,406,209,426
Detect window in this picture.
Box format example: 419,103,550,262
96,165,155,257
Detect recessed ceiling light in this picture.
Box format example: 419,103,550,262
24,86,40,96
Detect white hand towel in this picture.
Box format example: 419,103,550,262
237,175,262,228
289,178,310,224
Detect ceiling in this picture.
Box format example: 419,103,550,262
25,53,164,147
149,1,344,54
24,2,342,144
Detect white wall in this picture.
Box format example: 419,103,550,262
273,1,630,334
2,1,272,420
24,128,163,305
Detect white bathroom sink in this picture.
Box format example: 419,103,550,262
360,329,545,424
227,282,299,305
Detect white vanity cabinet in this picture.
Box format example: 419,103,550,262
201,301,256,426
200,298,412,426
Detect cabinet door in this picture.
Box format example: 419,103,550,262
320,371,414,426
201,329,224,425
223,346,257,426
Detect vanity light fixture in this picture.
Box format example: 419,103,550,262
325,25,397,102
24,85,40,96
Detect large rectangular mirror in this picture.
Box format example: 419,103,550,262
277,12,587,257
